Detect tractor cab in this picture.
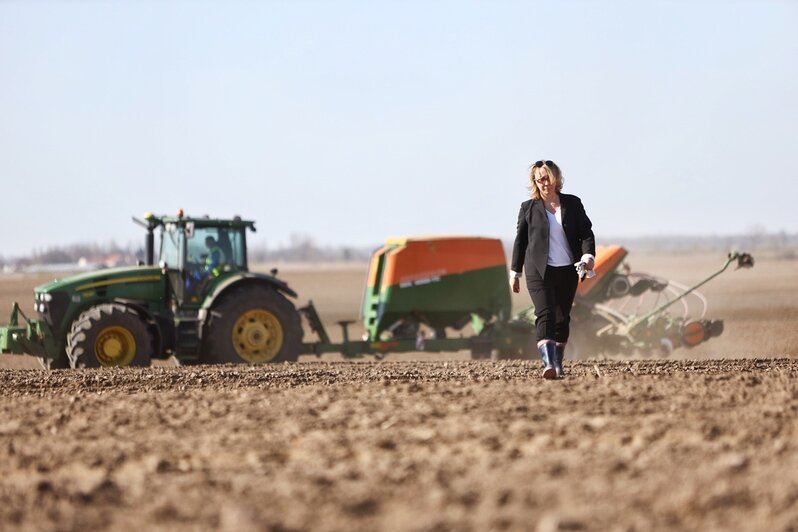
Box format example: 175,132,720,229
134,211,255,305
154,214,251,304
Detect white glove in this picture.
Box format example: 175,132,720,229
574,260,596,280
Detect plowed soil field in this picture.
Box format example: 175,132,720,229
1,360,797,531
1,252,797,531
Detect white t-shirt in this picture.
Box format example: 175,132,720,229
546,208,574,267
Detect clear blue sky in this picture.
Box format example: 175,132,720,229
1,0,796,257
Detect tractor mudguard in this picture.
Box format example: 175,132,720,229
200,273,298,313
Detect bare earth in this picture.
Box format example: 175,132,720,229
1,252,797,531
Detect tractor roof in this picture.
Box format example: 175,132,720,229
143,212,256,231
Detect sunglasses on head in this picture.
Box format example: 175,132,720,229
534,160,555,168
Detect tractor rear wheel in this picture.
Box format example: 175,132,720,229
201,285,302,364
66,303,154,368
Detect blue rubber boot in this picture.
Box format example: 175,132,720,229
555,342,566,378
537,341,557,380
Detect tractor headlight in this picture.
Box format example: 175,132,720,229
34,293,53,316
36,290,69,328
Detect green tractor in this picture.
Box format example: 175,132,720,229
0,212,302,368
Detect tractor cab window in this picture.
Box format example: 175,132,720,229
159,223,184,268
186,227,245,274
181,226,246,304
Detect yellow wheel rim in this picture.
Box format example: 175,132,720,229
232,309,284,363
94,325,136,366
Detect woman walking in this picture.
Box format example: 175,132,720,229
510,160,595,379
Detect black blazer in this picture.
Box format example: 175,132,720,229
511,193,596,279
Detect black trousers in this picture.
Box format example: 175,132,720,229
526,265,579,343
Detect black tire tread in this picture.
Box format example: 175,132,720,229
201,285,302,364
66,303,154,368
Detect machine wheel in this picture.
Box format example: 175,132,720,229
201,285,302,364
470,345,492,360
491,347,529,361
66,303,154,368
470,323,494,360
389,319,419,340
38,350,70,370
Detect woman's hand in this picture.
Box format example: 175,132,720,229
511,277,520,293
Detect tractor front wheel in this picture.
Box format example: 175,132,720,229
66,303,154,368
201,285,302,364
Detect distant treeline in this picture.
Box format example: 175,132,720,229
248,235,374,263
1,231,796,268
0,235,375,268
3,242,145,268
600,231,798,256
495,231,798,264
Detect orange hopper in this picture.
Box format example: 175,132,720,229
575,245,628,299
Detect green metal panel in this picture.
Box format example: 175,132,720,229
365,264,511,341
200,272,297,311
0,303,59,358
361,247,388,335
34,266,167,334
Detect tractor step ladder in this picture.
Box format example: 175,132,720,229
175,316,202,362
364,302,379,330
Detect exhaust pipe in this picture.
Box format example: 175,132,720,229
146,229,154,265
